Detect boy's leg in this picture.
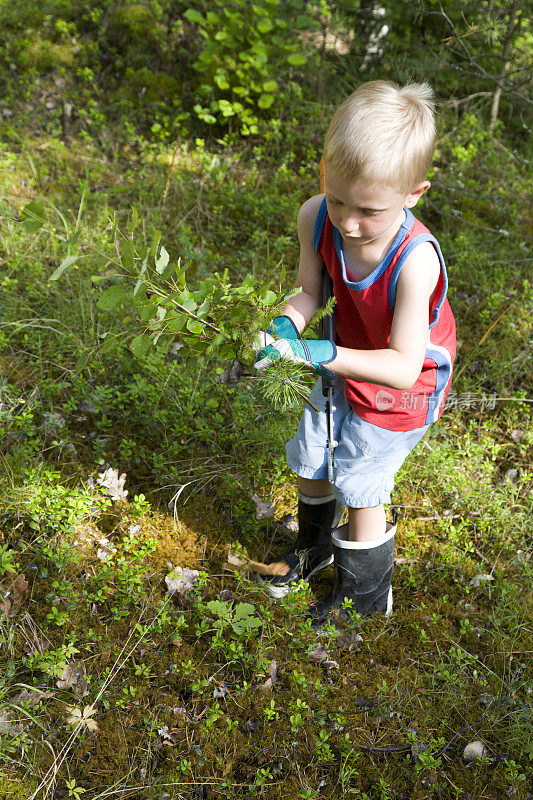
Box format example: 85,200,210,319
259,475,344,599
348,505,386,541
298,476,332,498
307,503,396,627
258,381,348,598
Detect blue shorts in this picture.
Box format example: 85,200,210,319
286,378,429,508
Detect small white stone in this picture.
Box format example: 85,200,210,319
469,574,494,588
463,740,491,763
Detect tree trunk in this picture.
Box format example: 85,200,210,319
489,1,521,131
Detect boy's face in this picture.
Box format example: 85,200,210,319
324,168,429,249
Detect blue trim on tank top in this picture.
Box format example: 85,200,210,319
312,196,329,253
424,341,453,425
387,233,449,329
331,208,415,291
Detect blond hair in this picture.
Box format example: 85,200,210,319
323,81,435,193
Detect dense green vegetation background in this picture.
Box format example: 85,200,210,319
0,1,531,798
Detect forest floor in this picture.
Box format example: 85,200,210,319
0,126,531,800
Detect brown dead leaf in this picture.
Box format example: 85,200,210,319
259,677,273,693
0,708,22,733
0,574,29,618
157,725,181,746
224,552,290,577
336,629,363,652
13,688,53,707
308,643,339,674
22,630,51,656
57,660,88,697
66,703,99,733
165,568,200,598
251,493,276,520
97,468,128,502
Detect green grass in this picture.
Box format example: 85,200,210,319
0,117,531,799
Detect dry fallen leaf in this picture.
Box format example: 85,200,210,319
336,629,363,652
66,703,99,733
0,574,29,618
468,574,495,588
0,708,23,733
157,725,181,746
13,688,53,707
308,643,339,674
165,567,200,598
224,552,289,577
22,631,50,656
251,493,276,520
97,468,128,502
57,660,88,697
96,537,116,560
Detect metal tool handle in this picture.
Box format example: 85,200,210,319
320,267,335,397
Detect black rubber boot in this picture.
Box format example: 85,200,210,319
261,492,345,599
307,516,396,629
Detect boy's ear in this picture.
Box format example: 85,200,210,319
405,181,431,208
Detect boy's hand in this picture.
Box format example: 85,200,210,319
266,315,300,340
252,314,301,357
254,337,337,378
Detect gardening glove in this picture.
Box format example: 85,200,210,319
266,315,301,340
252,315,301,359
254,337,337,378
252,315,301,356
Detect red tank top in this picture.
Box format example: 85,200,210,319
313,197,456,431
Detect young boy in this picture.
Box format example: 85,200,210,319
254,81,456,627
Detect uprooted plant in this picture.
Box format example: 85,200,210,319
39,203,333,411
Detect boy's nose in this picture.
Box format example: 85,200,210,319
341,213,360,233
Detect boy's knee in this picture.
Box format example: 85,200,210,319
297,476,332,498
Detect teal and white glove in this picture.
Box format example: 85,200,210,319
252,314,301,356
254,336,337,378
266,315,300,340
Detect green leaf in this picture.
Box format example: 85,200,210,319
130,335,152,358
233,602,255,619
262,79,278,92
257,17,273,33
214,73,230,90
63,231,81,248
186,319,204,334
184,8,204,24
139,300,158,322
20,200,46,231
207,600,231,620
155,245,169,274
180,297,198,313
74,350,90,373
197,298,210,316
50,255,78,281
287,52,307,66
257,93,274,109
167,313,187,333
259,289,277,305
98,285,130,311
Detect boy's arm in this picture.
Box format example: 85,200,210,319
328,242,440,390
281,195,325,331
